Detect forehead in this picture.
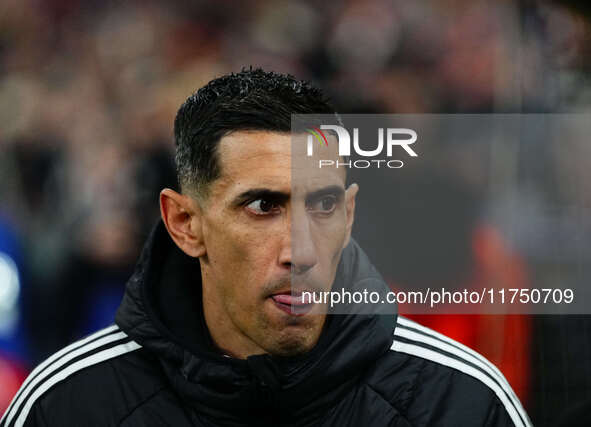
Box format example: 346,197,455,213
215,130,345,197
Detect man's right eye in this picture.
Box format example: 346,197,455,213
245,199,280,216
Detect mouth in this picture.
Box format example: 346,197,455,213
269,291,316,316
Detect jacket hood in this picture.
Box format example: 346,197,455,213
115,221,396,426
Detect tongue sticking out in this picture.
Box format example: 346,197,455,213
271,293,309,306
270,292,317,316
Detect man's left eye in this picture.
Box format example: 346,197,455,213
308,196,337,214
246,199,280,215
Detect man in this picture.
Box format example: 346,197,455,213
2,68,531,426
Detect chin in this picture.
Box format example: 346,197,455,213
266,326,322,357
269,340,312,357
256,301,326,356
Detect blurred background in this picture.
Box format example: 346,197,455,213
1,0,590,425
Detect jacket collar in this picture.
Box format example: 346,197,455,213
116,221,396,425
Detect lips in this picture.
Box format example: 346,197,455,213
270,291,315,316
271,293,307,306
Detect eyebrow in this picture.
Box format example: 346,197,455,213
231,185,345,206
231,188,290,206
305,185,345,202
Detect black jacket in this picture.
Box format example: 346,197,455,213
2,222,531,427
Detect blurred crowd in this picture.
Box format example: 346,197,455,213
1,0,591,425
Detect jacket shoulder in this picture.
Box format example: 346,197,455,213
1,325,165,427
366,316,532,427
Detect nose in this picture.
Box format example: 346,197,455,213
279,210,318,275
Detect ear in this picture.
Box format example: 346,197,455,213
343,183,359,249
160,188,206,258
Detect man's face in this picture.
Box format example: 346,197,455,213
197,130,356,357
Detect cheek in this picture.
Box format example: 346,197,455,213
206,221,278,300
307,219,346,288
311,214,347,255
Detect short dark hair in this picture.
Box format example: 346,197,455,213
174,67,336,199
